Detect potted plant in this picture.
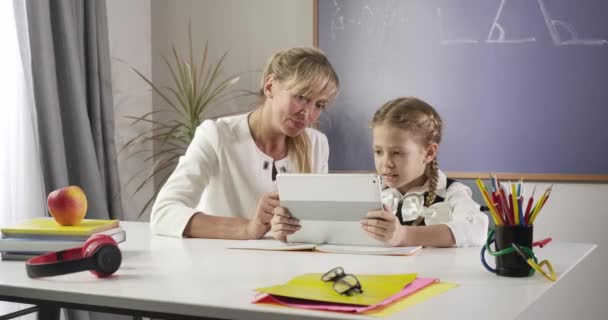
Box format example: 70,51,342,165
120,26,240,218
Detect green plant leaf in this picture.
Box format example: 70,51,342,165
136,172,171,220
165,87,189,119
123,148,155,161
116,58,182,115
172,46,193,117
188,24,198,111
162,55,187,113
125,148,181,187
131,155,180,198
198,43,210,92
122,29,241,218
125,115,174,128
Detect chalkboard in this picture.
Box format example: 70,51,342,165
317,0,608,179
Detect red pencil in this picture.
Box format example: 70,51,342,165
508,195,514,224
499,188,512,225
524,186,536,225
492,193,506,225
482,189,505,225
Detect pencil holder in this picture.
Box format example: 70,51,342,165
494,225,533,277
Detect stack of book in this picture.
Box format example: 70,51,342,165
0,218,125,260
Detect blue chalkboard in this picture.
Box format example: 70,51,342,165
317,0,608,176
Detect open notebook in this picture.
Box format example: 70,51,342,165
228,239,422,256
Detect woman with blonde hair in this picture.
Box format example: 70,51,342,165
150,47,339,239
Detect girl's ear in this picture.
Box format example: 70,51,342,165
263,74,276,98
424,143,438,164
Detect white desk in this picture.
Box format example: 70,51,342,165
0,222,596,320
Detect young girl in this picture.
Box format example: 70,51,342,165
360,97,488,247
150,47,339,239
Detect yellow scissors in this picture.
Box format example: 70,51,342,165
512,243,557,282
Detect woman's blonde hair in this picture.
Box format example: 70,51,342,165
259,47,339,172
371,97,443,205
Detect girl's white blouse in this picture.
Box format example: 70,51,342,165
381,170,489,247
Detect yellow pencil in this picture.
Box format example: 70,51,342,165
476,179,503,226
511,183,519,225
475,179,495,220
529,186,553,224
529,198,545,225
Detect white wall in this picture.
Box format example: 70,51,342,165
518,182,607,320
151,0,313,119
107,0,154,221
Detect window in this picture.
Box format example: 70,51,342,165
0,1,45,318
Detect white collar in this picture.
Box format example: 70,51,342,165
380,170,452,224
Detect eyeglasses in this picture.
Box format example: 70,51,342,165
321,267,363,296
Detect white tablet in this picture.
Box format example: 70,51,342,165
276,173,385,246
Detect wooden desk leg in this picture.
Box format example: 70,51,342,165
36,304,59,320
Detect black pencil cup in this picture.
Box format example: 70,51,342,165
495,225,533,277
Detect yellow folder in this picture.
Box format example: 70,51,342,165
365,282,458,317
256,273,417,306
1,218,119,236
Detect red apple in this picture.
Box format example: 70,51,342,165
47,186,88,226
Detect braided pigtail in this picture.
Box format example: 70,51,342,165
426,158,440,205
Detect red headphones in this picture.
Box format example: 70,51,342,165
25,234,122,278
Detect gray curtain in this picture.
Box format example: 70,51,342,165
26,0,122,220
26,0,125,319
